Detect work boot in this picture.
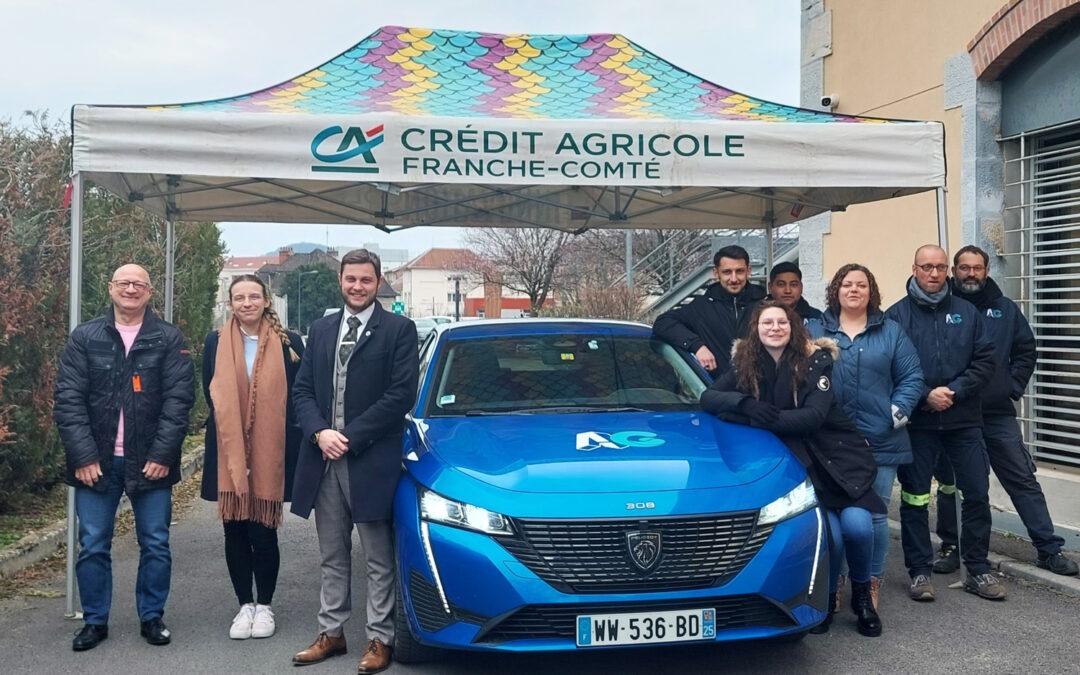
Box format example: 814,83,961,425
850,580,882,637
809,593,837,634
932,544,960,574
908,574,935,601
1036,552,1079,577
964,572,1007,600
868,576,882,611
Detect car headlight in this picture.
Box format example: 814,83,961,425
419,489,514,536
758,477,818,526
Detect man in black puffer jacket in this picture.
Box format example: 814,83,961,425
886,245,1001,602
54,264,194,652
932,246,1078,577
653,245,766,376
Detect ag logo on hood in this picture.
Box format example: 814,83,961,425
576,431,665,452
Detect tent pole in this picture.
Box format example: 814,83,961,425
625,230,634,291
164,220,175,322
65,172,84,619
936,187,949,250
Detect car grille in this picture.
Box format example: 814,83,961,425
498,513,773,593
474,596,794,643
408,569,489,633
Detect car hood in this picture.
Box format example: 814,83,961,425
415,412,790,494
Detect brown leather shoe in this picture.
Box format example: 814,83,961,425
356,638,392,674
292,632,347,666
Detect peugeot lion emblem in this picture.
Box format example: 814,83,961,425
626,531,662,572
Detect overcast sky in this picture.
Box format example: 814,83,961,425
1,0,800,257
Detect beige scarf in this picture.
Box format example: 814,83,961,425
209,316,287,528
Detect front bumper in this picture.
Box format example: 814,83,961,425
394,479,828,652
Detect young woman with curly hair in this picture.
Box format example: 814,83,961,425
701,300,884,637
809,264,923,610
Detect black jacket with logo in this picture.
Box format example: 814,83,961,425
653,282,767,375
885,281,995,430
54,307,195,494
950,277,1036,417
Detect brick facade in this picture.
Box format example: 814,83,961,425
969,0,1080,79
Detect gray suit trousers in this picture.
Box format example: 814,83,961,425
313,458,395,643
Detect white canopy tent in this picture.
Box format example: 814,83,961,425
65,26,946,615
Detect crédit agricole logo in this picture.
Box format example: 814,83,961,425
311,124,384,174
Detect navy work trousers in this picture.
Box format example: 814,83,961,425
935,414,1064,557
899,427,991,577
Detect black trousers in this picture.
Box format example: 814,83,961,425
899,427,992,577
935,414,1064,557
223,520,280,606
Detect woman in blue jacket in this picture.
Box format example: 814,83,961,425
808,264,924,610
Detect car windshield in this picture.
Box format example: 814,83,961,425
424,333,707,416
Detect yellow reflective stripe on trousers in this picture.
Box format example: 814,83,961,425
901,490,931,506
937,483,956,495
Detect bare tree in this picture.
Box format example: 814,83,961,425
465,227,569,314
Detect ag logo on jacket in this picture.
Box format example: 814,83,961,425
817,375,831,392
986,309,1003,319
945,313,963,324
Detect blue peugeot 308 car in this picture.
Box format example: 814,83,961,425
393,319,827,661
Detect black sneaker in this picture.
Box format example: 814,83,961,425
1036,552,1080,577
932,545,960,574
140,617,172,645
72,624,108,651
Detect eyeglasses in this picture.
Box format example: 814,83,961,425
110,280,150,291
956,265,986,274
915,264,948,274
759,319,791,328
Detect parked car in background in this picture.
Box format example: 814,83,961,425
393,319,827,663
413,317,439,345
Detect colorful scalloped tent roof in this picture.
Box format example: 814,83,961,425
156,26,881,122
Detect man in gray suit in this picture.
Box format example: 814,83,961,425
290,249,419,673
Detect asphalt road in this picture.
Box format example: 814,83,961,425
1,492,1078,675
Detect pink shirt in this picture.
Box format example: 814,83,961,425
114,322,142,457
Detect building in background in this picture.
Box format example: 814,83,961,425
800,0,1080,522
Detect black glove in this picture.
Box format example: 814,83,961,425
737,398,780,427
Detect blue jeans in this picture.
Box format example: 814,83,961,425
76,456,173,625
825,507,874,596
870,465,898,578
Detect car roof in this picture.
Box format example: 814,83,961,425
432,317,653,340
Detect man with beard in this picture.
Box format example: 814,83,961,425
886,245,1001,601
931,245,1078,577
766,261,823,324
653,245,766,375
290,249,419,673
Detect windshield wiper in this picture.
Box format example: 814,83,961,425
509,405,649,414
464,409,532,416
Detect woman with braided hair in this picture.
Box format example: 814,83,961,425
201,274,304,640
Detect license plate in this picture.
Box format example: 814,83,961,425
576,608,716,647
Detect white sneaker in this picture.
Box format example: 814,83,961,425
229,603,255,640
251,604,275,639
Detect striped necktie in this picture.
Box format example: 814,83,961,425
338,316,360,365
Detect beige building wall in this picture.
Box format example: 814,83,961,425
820,0,1002,305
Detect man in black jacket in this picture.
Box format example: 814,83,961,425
932,246,1078,577
653,245,766,375
54,264,195,651
767,261,823,324
886,245,1002,602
